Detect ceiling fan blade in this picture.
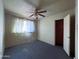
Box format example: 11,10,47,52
38,10,47,13
38,14,45,17
29,14,34,17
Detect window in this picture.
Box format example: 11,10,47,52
12,18,35,33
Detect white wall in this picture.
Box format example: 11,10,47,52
38,8,75,45
75,0,78,59
0,0,4,59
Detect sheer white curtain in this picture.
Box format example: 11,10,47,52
12,18,35,33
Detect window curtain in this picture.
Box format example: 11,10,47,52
12,18,35,33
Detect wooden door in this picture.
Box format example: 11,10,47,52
64,14,70,56
55,19,63,47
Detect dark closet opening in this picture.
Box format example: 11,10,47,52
70,16,75,57
55,19,63,47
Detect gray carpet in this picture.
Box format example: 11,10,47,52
3,40,72,59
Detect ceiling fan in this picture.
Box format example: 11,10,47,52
28,8,47,20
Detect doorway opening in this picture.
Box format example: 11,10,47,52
55,19,63,47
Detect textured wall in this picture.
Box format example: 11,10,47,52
0,0,5,59
38,8,75,45
4,13,37,48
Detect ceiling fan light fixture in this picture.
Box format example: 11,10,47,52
28,8,47,21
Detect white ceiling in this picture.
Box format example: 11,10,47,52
3,0,75,19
